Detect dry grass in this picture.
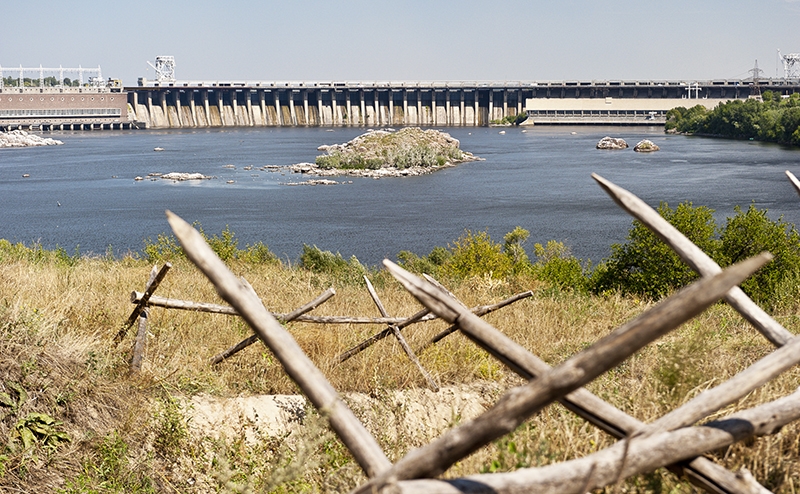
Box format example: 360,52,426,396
1,255,799,492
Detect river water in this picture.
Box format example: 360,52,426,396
1,126,799,267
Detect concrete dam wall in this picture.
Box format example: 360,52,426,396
126,79,800,129
127,82,528,128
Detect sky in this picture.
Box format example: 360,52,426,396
1,0,799,87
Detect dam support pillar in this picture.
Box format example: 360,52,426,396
416,90,422,125
403,90,408,126
175,92,183,127
446,90,451,126
373,90,379,126
303,90,309,126
473,91,478,126
488,90,494,123
259,90,266,126
460,90,465,126
317,91,324,126
332,91,339,125
246,91,253,126
345,91,352,125
431,91,437,126
388,91,394,125
359,90,365,126
274,91,282,126
289,91,297,126
189,91,197,126
203,91,210,127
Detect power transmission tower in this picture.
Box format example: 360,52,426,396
748,60,763,100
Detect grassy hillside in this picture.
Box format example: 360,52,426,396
0,238,799,492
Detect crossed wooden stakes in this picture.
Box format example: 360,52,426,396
119,262,531,384
120,170,800,492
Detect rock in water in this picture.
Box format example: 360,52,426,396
0,129,63,148
596,136,628,150
634,139,660,152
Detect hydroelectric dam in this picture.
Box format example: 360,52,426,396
127,77,800,128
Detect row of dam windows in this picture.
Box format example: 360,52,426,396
0,108,121,117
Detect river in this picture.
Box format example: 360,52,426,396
1,126,799,267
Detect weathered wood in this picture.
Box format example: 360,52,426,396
364,276,439,391
130,313,149,373
210,287,336,365
383,388,800,493
417,291,533,353
335,307,431,363
355,255,769,488
165,211,391,478
130,265,159,373
117,262,171,343
131,291,432,324
593,173,794,347
336,291,532,364
392,274,755,492
786,170,800,197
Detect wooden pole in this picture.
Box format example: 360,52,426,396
354,255,770,489
131,291,430,324
593,173,794,347
417,291,533,353
117,262,171,343
785,170,800,196
336,307,431,363
399,277,759,493
130,265,159,373
165,211,391,478
336,291,532,364
210,287,336,364
363,276,439,391
384,388,800,493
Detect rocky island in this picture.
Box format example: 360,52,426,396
596,136,628,150
289,127,480,179
0,129,63,148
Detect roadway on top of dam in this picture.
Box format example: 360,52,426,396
130,78,800,90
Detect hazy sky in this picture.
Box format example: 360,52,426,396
2,0,799,86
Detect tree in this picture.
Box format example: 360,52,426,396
590,202,721,299
720,204,800,310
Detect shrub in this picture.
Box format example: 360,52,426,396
396,246,451,276
720,204,800,311
590,202,721,299
143,225,278,265
533,241,587,293
298,244,367,283
441,230,513,280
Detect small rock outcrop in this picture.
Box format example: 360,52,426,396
0,130,63,148
634,139,660,152
308,127,481,178
160,172,213,181
596,136,628,150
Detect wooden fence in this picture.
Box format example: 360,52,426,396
118,172,800,493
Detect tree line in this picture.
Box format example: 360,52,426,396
665,91,800,146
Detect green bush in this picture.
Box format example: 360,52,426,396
590,202,721,299
143,225,278,265
533,241,587,293
720,204,800,311
298,244,367,283
441,230,514,280
396,246,451,276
